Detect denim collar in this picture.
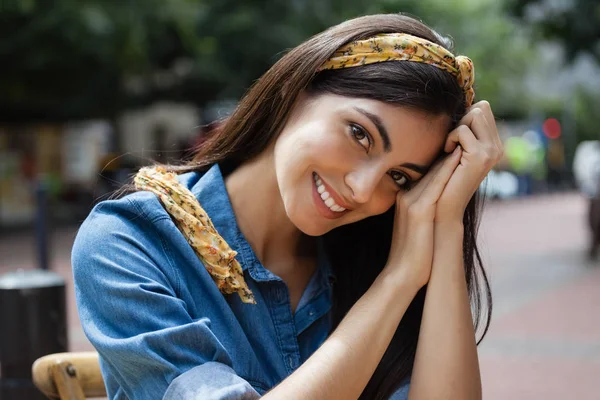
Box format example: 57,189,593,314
179,164,336,288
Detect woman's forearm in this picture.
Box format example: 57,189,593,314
409,221,482,400
263,270,420,400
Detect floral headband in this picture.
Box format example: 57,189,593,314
317,33,475,108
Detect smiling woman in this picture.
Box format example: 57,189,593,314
72,13,501,400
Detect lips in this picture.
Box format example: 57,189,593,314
311,172,351,219
315,173,353,210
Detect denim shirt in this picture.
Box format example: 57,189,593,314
72,164,410,399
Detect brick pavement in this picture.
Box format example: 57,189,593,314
1,192,598,399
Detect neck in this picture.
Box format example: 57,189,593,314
224,149,316,278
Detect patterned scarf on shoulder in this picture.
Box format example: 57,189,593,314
134,166,256,304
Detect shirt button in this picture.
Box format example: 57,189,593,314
309,310,315,316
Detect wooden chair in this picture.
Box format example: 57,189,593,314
32,352,107,399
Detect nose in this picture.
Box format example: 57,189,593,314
345,166,382,204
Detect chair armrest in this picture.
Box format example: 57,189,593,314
32,352,106,399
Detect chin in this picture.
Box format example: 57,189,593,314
287,208,334,237
298,223,331,237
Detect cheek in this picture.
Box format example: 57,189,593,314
375,192,397,214
339,190,395,228
278,122,351,172
362,186,397,217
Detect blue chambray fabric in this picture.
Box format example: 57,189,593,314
72,164,410,399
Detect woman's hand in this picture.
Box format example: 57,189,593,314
437,101,504,223
383,146,462,289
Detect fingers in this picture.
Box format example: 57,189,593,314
468,101,504,155
458,108,492,142
399,101,501,216
418,146,462,204
393,148,460,254
444,125,479,153
471,101,499,141
400,146,461,206
444,102,504,162
401,150,450,202
469,101,495,128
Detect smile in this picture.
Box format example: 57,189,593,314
312,172,351,219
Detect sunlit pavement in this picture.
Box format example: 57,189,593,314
478,193,599,400
1,192,598,399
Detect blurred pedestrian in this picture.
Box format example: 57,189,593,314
546,139,566,191
590,184,600,259
72,14,502,400
573,140,600,198
574,141,600,259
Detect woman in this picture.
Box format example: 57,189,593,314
73,13,502,400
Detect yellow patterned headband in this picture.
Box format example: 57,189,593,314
317,33,475,107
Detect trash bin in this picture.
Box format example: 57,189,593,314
0,269,67,399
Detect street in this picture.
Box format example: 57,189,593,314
1,192,598,399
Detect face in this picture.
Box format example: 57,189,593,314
273,93,449,236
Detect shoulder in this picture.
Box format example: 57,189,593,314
71,171,202,284
72,191,169,259
77,169,202,238
71,192,174,290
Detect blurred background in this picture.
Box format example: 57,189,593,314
0,0,599,399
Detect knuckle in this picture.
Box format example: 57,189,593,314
473,147,492,164
479,100,491,111
481,151,494,166
457,125,471,136
484,143,496,155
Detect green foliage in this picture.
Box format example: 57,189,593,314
0,0,202,120
509,0,600,63
573,87,600,142
509,0,600,146
0,0,534,121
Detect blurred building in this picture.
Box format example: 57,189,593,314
0,102,200,230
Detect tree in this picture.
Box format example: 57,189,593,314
0,0,534,122
0,0,202,121
509,0,600,63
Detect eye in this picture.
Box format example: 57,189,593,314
389,170,411,189
349,123,371,150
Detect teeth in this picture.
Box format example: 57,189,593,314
313,173,347,213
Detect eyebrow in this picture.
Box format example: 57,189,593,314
353,107,392,152
400,162,429,175
353,106,429,176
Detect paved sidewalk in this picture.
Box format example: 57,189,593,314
477,193,599,400
1,192,598,399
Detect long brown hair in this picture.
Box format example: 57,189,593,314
162,14,491,399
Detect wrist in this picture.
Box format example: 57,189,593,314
434,219,464,232
377,265,424,297
434,220,464,248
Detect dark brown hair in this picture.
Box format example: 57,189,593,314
162,14,491,399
